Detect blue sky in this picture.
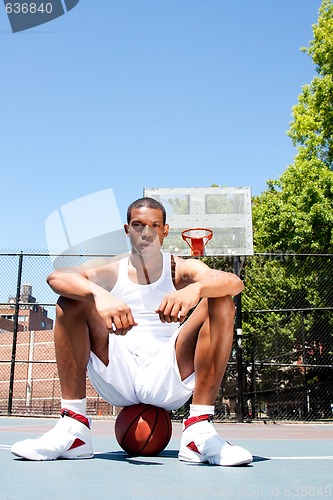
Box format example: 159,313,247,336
0,0,323,251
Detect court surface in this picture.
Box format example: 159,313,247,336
1,417,333,499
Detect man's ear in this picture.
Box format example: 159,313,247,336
164,224,169,237
124,224,129,236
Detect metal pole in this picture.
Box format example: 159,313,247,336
301,312,308,418
234,255,244,423
26,330,35,407
8,252,23,415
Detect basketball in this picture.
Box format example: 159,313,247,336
115,403,172,456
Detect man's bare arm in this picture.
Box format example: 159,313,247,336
156,257,243,323
47,259,137,335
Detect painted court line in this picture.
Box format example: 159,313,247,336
94,453,333,461
266,456,333,460
2,444,333,461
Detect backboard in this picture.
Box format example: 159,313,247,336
143,187,253,256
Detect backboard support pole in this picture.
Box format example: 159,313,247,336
234,255,245,423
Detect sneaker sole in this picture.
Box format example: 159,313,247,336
178,448,253,466
11,450,94,461
178,448,208,463
11,444,94,461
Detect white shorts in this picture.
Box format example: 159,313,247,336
87,329,195,411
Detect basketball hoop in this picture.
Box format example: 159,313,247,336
181,228,213,257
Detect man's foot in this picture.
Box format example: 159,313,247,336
11,409,94,461
178,415,252,466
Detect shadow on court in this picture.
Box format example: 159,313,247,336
1,417,333,499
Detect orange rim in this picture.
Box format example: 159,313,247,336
181,228,213,256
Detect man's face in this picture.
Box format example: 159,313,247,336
124,207,169,256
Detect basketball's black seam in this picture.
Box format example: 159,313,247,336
121,406,151,449
161,409,172,446
139,406,158,454
119,405,170,456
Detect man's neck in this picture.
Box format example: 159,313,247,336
129,251,163,285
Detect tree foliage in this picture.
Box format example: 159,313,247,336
252,158,333,253
288,0,333,168
252,0,333,254
237,1,333,416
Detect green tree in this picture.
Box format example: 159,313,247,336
252,158,333,253
288,0,333,168
240,0,333,418
252,0,333,254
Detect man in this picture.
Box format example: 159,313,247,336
11,197,252,466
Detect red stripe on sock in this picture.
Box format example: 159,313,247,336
184,414,211,430
61,409,90,428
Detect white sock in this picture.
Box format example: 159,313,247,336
61,398,87,417
189,404,214,418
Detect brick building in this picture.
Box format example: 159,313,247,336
0,284,53,333
0,284,118,417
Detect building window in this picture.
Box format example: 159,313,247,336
2,315,14,320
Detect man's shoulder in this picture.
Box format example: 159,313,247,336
85,253,128,287
168,253,184,266
170,254,204,286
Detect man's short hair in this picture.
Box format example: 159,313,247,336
127,197,166,224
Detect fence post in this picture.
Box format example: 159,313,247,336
8,251,24,415
234,255,244,423
301,312,308,418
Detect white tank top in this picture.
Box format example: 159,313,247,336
111,252,179,361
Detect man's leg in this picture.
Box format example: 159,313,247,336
11,297,108,461
54,297,91,400
54,296,109,399
176,295,235,403
176,296,252,466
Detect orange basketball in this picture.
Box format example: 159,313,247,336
115,403,172,456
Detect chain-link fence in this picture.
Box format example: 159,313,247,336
225,253,333,422
0,252,332,421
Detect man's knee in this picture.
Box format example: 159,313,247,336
208,296,236,323
56,296,89,322
208,296,236,329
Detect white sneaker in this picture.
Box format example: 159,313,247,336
178,415,252,466
11,409,94,461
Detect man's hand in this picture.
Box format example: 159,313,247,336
156,284,201,324
94,293,137,335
